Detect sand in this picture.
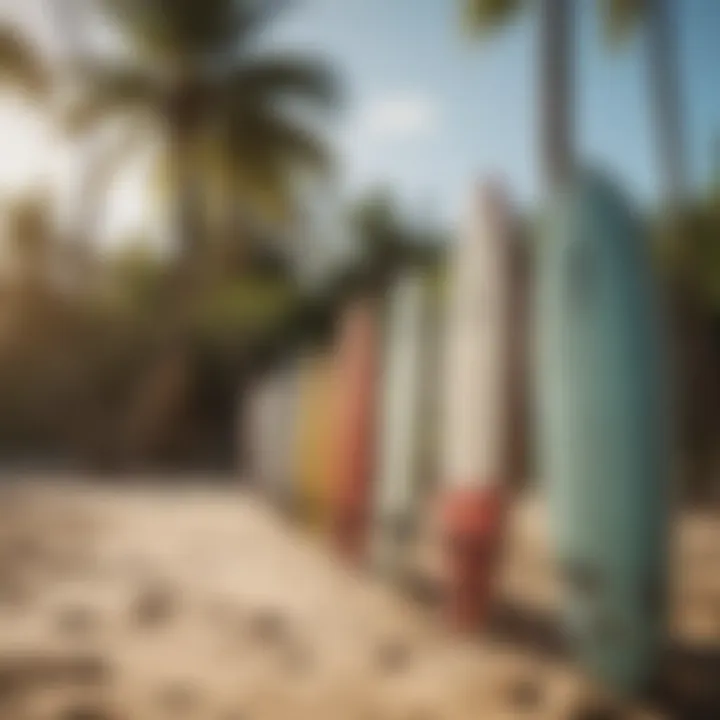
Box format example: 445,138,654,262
0,479,717,719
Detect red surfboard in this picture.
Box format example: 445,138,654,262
331,297,379,562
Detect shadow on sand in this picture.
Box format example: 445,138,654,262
650,641,720,720
489,599,720,720
400,577,720,720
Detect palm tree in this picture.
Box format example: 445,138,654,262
464,0,575,191
0,17,130,288
68,0,339,277
464,1,686,205
62,0,339,466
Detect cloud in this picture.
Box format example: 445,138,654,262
356,93,440,141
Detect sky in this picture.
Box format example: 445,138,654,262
264,0,720,215
0,0,718,248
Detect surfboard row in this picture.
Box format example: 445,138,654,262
242,275,441,551
241,174,670,697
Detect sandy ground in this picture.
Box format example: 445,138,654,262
0,479,717,720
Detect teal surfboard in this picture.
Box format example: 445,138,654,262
535,173,670,693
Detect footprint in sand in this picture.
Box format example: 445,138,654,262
131,581,180,628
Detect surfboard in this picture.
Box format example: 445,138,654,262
262,363,299,511
535,172,670,693
236,384,253,481
295,352,335,530
292,356,314,522
331,297,379,561
277,361,302,513
247,375,277,498
439,181,518,629
372,270,435,576
241,381,261,485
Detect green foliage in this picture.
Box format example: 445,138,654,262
100,0,254,65
350,187,444,289
462,0,525,37
65,66,159,134
658,198,720,312
602,0,646,46
712,131,720,199
69,0,339,245
0,24,48,99
103,241,170,316
195,277,298,341
461,0,646,45
228,55,339,109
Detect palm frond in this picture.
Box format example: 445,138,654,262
88,0,333,253
226,55,340,109
229,0,294,47
72,120,157,242
219,108,334,228
602,0,646,46
202,131,297,228
226,111,332,176
233,157,295,225
65,65,160,134
0,24,48,98
462,0,525,36
100,0,289,64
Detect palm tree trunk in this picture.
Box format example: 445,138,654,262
646,0,686,206
170,129,203,270
123,123,202,469
539,0,574,191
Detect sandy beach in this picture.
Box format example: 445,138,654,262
0,479,717,720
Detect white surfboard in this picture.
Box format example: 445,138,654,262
276,361,301,510
440,183,512,492
438,181,519,629
253,376,277,496
262,363,300,508
373,270,431,573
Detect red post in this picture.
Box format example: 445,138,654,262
441,486,506,630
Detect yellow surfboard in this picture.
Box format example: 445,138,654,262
294,352,336,530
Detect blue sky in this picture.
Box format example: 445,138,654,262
267,0,720,221
0,0,718,244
